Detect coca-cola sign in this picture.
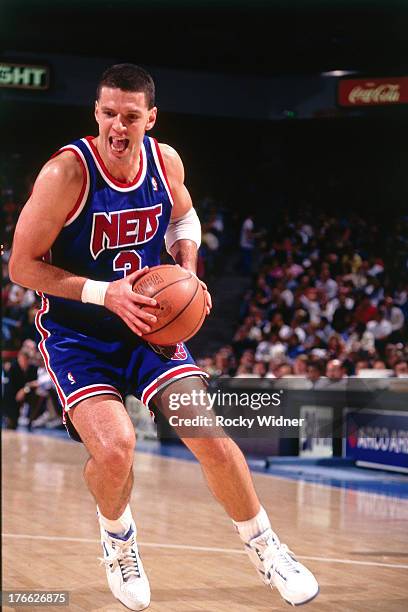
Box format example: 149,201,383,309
338,77,408,107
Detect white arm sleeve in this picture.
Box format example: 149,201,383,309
164,207,201,254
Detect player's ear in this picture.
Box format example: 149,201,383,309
94,100,100,124
145,106,157,131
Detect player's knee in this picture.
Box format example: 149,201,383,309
95,434,136,478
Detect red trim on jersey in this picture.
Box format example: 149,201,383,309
141,365,208,407
85,135,143,187
34,293,67,408
51,147,87,224
66,384,122,409
152,138,175,200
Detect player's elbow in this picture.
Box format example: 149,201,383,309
8,253,20,284
8,250,27,286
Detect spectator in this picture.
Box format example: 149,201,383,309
326,359,345,381
239,214,255,274
394,360,408,377
354,359,370,376
30,357,63,429
382,296,405,342
306,360,324,387
293,355,308,376
315,264,338,299
373,360,387,370
254,330,286,364
3,339,38,429
354,295,377,325
275,363,294,378
253,361,267,377
331,293,354,333
213,348,234,377
366,311,393,355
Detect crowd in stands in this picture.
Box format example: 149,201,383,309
3,156,408,431
197,209,408,383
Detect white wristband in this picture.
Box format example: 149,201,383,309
165,207,201,254
81,279,109,306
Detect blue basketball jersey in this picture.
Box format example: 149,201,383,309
45,135,173,333
34,135,208,431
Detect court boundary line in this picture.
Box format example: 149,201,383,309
3,533,408,570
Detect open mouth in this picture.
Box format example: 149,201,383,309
109,136,129,153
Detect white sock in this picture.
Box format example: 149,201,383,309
97,504,133,537
232,506,271,543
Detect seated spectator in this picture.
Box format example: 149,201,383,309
232,324,258,355
287,333,305,360
365,276,384,306
293,354,309,376
238,349,255,371
275,363,294,378
331,293,354,333
252,361,267,377
366,311,393,355
3,339,38,429
394,360,408,377
382,296,405,343
196,356,218,377
344,322,375,355
305,360,324,387
373,359,387,370
354,359,371,376
354,295,377,325
235,364,256,377
315,264,338,299
20,303,40,342
239,214,256,275
326,359,345,381
212,348,234,377
300,287,322,324
255,330,286,363
327,333,346,360
31,357,63,429
264,361,277,378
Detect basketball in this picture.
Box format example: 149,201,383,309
133,264,207,345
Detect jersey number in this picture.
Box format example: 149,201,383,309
113,250,142,277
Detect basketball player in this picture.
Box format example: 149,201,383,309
9,64,319,609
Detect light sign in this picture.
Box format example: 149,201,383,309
0,62,50,90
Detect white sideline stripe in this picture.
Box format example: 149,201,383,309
2,533,408,569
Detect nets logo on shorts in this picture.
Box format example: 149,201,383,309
148,342,188,361
172,343,188,360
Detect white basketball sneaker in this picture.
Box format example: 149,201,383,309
245,528,319,606
99,520,151,611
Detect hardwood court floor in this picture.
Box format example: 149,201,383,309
2,431,408,612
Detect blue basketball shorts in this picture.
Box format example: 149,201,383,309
35,297,208,439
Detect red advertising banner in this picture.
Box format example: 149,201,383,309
338,76,408,107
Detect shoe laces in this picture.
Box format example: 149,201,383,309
268,543,300,578
253,530,299,578
99,534,141,582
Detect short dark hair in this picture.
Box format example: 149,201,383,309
96,63,155,108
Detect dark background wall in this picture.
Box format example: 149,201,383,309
1,0,408,217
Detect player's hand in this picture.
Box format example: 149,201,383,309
179,267,212,316
201,280,212,316
190,272,212,316
104,267,158,336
